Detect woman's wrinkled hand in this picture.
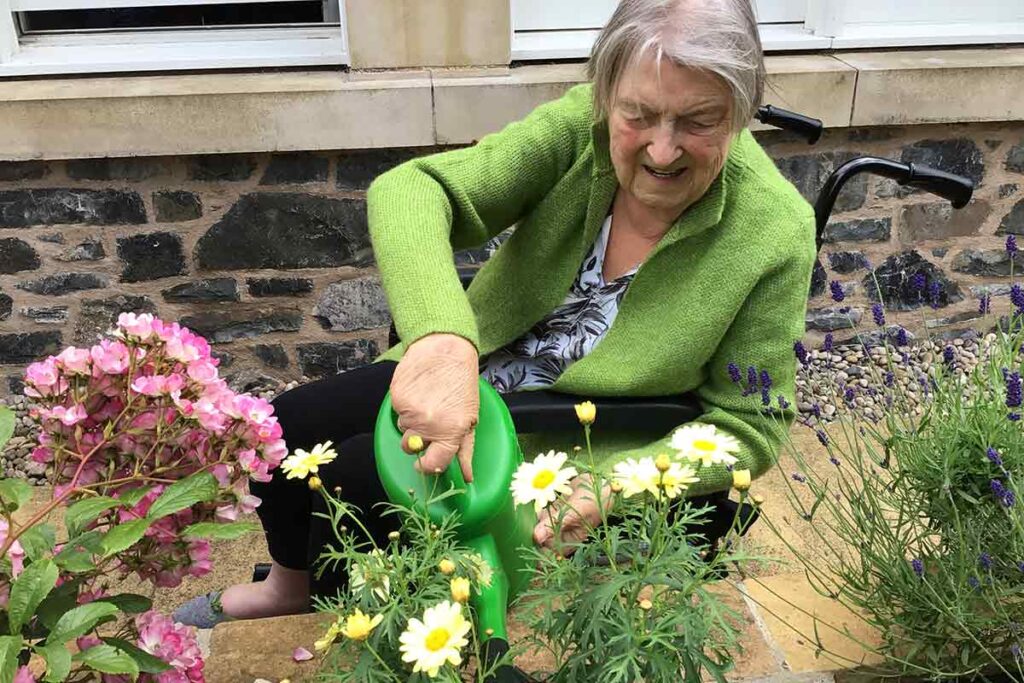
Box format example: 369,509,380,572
533,474,613,555
391,333,480,482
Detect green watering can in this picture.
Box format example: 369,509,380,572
373,378,537,645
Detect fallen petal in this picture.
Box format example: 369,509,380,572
292,647,314,662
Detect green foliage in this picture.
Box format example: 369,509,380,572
36,642,71,683
63,496,123,537
0,407,13,451
101,637,173,674
72,644,140,676
146,471,217,519
0,479,32,514
0,635,22,683
46,602,119,646
98,518,152,557
7,559,58,633
183,520,260,540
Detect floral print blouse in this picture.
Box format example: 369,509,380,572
479,216,638,393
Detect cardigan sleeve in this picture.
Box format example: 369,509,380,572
367,84,592,353
596,205,817,497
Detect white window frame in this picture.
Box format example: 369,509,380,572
0,0,348,76
511,0,1024,61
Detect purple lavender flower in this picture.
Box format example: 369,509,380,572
979,292,992,314
1013,643,1022,661
911,272,927,291
829,281,845,303
1012,284,1024,312
987,447,1003,467
1007,371,1022,408
901,351,910,365
777,394,790,410
1008,234,1018,256
1018,561,1024,573
760,370,772,392
1011,412,1022,422
896,327,908,347
844,387,855,404
816,429,829,447
929,281,943,309
794,341,809,366
728,362,742,384
992,479,1007,498
943,345,955,367
1005,490,1017,508
747,366,758,389
830,456,841,467
823,333,834,352
812,404,822,420
911,558,924,578
884,371,895,387
791,472,807,483
968,576,981,590
871,303,885,327
980,552,993,571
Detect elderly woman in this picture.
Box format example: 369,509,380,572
175,0,815,628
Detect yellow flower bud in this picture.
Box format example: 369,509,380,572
655,453,672,473
732,469,752,491
638,598,653,611
439,559,456,575
752,494,765,506
450,576,471,604
407,435,425,452
610,481,624,494
387,531,401,542
574,401,596,426
307,476,322,491
484,628,494,637
338,609,383,642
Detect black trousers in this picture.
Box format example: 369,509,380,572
252,361,601,599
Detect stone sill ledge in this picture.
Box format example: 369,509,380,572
0,47,1022,161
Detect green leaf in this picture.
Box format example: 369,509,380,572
64,497,122,538
52,547,94,574
0,479,32,513
97,594,152,614
35,581,81,630
102,638,172,674
115,486,152,508
46,602,119,646
0,636,22,683
35,643,71,683
147,472,217,519
18,525,56,561
0,407,14,451
72,644,139,677
182,521,259,541
8,559,58,634
98,519,151,557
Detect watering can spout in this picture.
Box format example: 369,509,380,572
374,378,537,645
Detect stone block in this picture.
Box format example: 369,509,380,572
0,293,12,321
246,277,315,297
1007,142,1024,174
19,306,68,324
951,249,1024,277
806,307,862,331
66,157,164,181
0,332,62,364
74,295,156,345
313,277,391,332
900,138,985,193
0,161,48,181
180,306,303,343
187,154,257,181
336,148,423,191
16,272,108,296
925,310,983,329
862,251,962,311
998,199,1024,236
931,247,948,258
774,151,868,214
161,278,239,303
37,233,64,244
297,339,379,378
1000,183,1019,199
195,193,371,270
0,189,146,227
970,283,1012,298
260,153,329,185
210,350,235,369
822,218,891,244
117,231,187,282
827,251,870,274
898,199,990,243
54,239,105,263
254,343,289,369
154,191,202,222
0,238,41,274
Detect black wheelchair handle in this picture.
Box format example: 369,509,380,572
903,162,974,209
755,104,823,145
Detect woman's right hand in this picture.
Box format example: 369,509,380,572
391,333,480,482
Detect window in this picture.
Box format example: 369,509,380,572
510,0,1024,60
0,0,348,76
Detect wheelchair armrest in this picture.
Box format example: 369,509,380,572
506,393,703,435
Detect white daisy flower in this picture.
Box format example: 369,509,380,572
280,441,338,480
658,461,701,499
612,457,661,498
669,424,740,468
510,450,577,514
399,601,472,678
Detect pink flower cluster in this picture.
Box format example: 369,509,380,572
132,610,205,683
0,519,25,580
21,313,288,587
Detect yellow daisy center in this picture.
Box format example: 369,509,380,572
532,470,556,489
425,627,450,652
693,439,717,451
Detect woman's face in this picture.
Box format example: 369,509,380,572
608,54,735,221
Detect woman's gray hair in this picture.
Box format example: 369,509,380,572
587,0,765,132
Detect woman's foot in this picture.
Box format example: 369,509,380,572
174,562,309,626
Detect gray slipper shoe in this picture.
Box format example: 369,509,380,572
172,590,233,629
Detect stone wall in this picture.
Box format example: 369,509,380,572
0,121,1022,396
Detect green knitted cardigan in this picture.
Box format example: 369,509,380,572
367,83,816,496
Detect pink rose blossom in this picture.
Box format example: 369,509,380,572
23,357,67,398
90,339,133,375
0,520,26,578
48,404,89,426
134,610,205,683
56,347,92,375
118,312,156,340
13,666,35,683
